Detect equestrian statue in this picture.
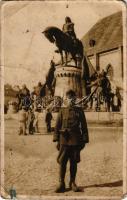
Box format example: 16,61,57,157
41,17,96,97
42,17,84,67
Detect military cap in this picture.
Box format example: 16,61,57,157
66,90,76,99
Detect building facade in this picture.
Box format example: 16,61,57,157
82,12,123,88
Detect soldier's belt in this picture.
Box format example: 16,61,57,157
59,129,70,140
60,128,79,134
60,129,70,134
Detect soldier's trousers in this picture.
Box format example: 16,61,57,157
57,145,80,183
46,122,51,132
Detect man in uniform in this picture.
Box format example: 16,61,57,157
18,106,28,135
18,84,31,111
45,109,53,133
53,90,89,193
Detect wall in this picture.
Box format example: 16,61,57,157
99,48,123,87
89,55,96,69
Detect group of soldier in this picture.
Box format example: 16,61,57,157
18,105,39,136
87,70,122,112
18,105,53,136
17,67,122,137
17,83,89,193
15,87,89,193
17,83,53,135
16,81,89,193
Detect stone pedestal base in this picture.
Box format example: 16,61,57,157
54,65,85,98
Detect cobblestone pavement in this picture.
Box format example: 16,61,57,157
3,117,123,198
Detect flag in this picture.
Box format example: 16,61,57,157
81,50,96,81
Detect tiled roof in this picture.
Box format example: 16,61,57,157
82,12,123,56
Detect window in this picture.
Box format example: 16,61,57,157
89,39,96,47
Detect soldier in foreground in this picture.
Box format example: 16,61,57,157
53,90,89,193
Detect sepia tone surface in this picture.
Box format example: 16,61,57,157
0,1,127,199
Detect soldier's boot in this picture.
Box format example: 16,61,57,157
69,181,80,192
69,162,80,192
55,164,66,193
55,182,65,193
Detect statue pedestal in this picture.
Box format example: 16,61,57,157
54,65,85,98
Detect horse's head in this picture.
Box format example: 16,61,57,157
42,27,56,43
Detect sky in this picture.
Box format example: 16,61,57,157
2,0,123,89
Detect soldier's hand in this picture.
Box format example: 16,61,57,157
56,142,60,151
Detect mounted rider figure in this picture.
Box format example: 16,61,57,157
62,17,77,43
42,18,84,66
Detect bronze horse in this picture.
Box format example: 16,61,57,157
42,26,84,66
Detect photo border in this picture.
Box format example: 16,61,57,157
0,1,127,199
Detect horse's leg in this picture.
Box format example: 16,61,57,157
72,53,77,67
60,50,64,65
75,58,77,67
65,51,68,65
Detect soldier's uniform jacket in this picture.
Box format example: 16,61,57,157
53,106,89,146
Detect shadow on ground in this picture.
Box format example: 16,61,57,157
52,180,123,194
80,180,123,190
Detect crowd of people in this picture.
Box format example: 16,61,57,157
5,69,122,136
17,72,122,136
86,70,122,112
18,105,53,136
5,72,122,118
13,83,53,135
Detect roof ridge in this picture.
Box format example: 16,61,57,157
82,11,122,41
82,11,122,55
